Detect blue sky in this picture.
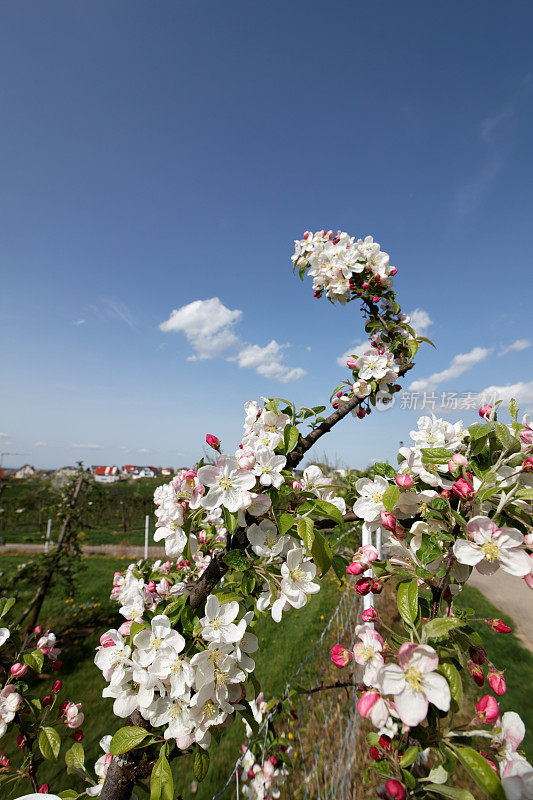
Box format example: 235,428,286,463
1,0,532,470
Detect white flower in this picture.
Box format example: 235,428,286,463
353,476,390,522
153,520,188,558
375,643,450,727
0,686,22,738
252,447,286,489
493,712,533,800
86,735,113,796
0,628,9,648
149,693,195,747
102,666,163,719
94,629,132,685
453,516,531,577
353,625,385,685
198,455,257,513
398,447,452,489
152,651,195,698
410,415,465,450
247,520,286,559
355,349,390,381
133,615,185,667
271,547,319,622
200,596,241,644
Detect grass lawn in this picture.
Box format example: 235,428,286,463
455,584,533,762
0,554,347,799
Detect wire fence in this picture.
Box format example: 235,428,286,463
213,585,363,800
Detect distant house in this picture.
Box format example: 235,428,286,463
132,466,158,479
14,464,37,479
92,465,120,484
160,467,173,476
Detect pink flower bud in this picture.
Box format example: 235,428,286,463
346,561,365,575
270,755,277,765
292,480,301,491
354,577,372,596
488,618,512,633
38,785,50,794
523,457,533,473
371,581,383,594
118,620,132,636
330,644,354,668
452,453,468,466
361,545,379,562
356,407,366,419
390,268,398,276
0,755,10,767
314,290,322,298
10,663,28,678
372,296,380,304
380,511,397,531
357,690,380,718
34,625,43,635
468,660,485,686
395,474,413,489
362,281,370,290
52,659,62,671
205,434,220,450
53,680,63,694
369,745,380,761
440,489,451,499
469,646,487,665
452,477,474,500
146,580,156,592
71,729,84,741
42,694,53,707
475,694,500,724
360,607,378,623
385,779,406,799
346,358,358,369
479,404,493,420
100,633,115,648
303,231,311,240
488,666,506,696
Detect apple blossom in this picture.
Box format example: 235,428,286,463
453,516,531,577
198,455,257,513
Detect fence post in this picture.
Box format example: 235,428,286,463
144,515,149,560
44,519,52,553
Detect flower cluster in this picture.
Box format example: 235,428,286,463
331,402,533,799
292,230,397,305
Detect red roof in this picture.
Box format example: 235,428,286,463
93,466,119,476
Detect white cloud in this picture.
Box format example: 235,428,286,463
235,341,306,383
408,308,432,335
409,347,492,392
137,448,152,454
160,298,242,360
477,380,533,411
70,443,103,450
34,441,47,447
336,341,369,368
73,319,86,326
160,298,305,382
499,339,532,356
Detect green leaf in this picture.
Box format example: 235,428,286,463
425,785,476,800
408,339,419,359
508,398,518,421
438,661,462,713
109,726,151,755
278,513,295,536
150,746,174,800
283,424,300,454
222,507,239,535
193,748,210,782
58,792,80,800
23,649,44,673
430,497,449,511
222,549,249,571
313,499,344,526
417,335,437,349
382,485,400,512
366,732,380,746
332,554,349,582
494,421,512,450
129,620,148,640
297,516,315,553
39,726,61,761
397,579,418,627
311,529,333,576
452,746,506,800
65,742,85,775
421,448,455,464
0,597,15,618
400,746,419,767
240,702,260,737
417,534,443,564
423,617,464,641
468,422,492,439
373,462,397,481
516,486,533,500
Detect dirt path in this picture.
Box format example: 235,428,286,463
468,570,533,654
1,542,166,558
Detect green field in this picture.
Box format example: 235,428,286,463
0,553,348,799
